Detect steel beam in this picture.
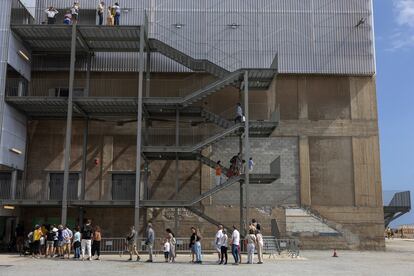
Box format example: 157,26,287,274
61,23,77,225
244,70,250,234
134,26,145,242
175,108,180,234
80,120,89,200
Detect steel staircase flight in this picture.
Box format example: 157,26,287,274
149,39,230,78
144,70,242,107
143,123,242,153
186,206,232,230
196,153,229,175
141,175,242,207
201,109,233,129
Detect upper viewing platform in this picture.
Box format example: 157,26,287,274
11,24,143,53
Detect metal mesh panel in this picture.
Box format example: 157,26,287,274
0,172,11,199
49,173,79,200
112,174,136,200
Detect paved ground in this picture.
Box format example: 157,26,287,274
0,239,413,276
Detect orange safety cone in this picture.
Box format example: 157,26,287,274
332,249,338,257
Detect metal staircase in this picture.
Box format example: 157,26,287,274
144,70,243,107
196,153,229,175
201,109,233,129
149,38,230,78
141,176,242,207
143,123,242,153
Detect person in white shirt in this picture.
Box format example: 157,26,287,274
230,225,240,265
163,238,170,262
71,2,80,24
97,1,105,25
44,7,59,25
219,229,229,265
248,157,255,172
215,224,223,263
113,2,121,25
235,103,243,123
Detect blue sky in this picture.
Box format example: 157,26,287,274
374,0,414,226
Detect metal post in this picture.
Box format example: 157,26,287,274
143,161,149,200
80,120,89,200
174,108,179,234
239,136,244,235
85,53,91,96
10,169,17,200
134,26,145,241
243,71,250,233
145,51,151,97
61,22,77,225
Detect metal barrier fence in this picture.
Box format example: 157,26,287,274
100,237,300,257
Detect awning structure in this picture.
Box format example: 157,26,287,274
11,25,142,53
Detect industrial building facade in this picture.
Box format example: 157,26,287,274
0,0,384,250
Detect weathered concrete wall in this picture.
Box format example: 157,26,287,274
209,137,299,206
19,73,384,249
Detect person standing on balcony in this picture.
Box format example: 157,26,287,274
145,223,155,262
126,226,141,261
81,219,93,261
97,1,105,25
215,160,223,186
44,7,59,25
230,225,240,265
71,2,80,24
106,6,114,25
235,103,243,124
113,2,121,25
92,226,102,260
63,11,72,25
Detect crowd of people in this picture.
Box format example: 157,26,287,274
14,218,265,265
215,154,254,185
44,1,122,26
16,219,101,260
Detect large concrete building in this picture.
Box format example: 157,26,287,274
0,0,384,250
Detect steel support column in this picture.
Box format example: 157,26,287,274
80,120,89,200
174,108,180,234
243,71,250,235
61,23,77,225
145,51,151,97
10,169,17,200
134,26,145,240
85,53,92,96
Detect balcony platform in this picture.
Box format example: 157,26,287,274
11,24,143,53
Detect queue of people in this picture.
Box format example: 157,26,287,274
43,2,122,26
15,218,264,265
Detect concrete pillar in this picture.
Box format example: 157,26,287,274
299,136,311,206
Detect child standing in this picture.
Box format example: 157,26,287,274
73,226,81,259
163,239,170,262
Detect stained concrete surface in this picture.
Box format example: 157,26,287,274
0,239,413,276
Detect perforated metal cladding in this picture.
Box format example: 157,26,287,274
31,0,375,75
